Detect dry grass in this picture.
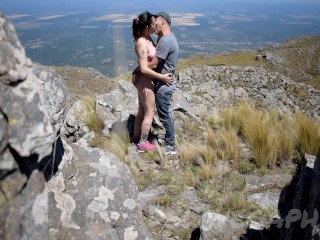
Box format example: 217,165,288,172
180,143,217,167
297,76,320,91
183,118,200,132
236,160,255,174
180,144,200,165
206,127,216,149
223,192,248,212
198,164,215,181
293,111,320,155
53,66,117,96
103,132,130,164
185,168,197,187
220,172,246,192
80,95,105,134
241,110,278,168
205,113,218,129
216,128,240,161
235,103,293,168
217,108,241,132
272,113,296,162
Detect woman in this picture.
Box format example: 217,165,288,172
131,11,172,152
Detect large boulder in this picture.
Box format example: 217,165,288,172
0,12,69,240
48,137,151,240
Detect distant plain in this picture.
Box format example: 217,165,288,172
2,1,320,77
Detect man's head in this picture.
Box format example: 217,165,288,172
153,12,171,25
153,12,171,36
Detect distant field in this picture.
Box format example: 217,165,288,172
4,2,320,77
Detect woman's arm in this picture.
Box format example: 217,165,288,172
136,38,172,84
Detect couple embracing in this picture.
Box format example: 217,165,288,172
131,11,179,155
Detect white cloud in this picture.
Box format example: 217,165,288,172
37,15,66,20
219,14,252,22
289,14,320,20
7,14,30,20
90,14,126,21
80,26,99,29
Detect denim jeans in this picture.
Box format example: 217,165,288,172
155,82,176,147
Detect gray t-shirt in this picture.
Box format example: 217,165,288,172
154,34,179,86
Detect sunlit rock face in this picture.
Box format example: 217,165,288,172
0,12,69,240
47,138,151,240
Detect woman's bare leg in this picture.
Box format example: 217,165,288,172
136,75,155,143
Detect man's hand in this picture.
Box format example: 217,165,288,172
162,73,173,85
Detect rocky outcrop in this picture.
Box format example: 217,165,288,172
178,65,320,118
63,79,198,141
33,63,70,135
48,136,151,240
256,35,320,82
1,11,153,240
0,12,53,239
0,12,69,239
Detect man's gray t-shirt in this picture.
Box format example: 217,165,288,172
154,34,179,87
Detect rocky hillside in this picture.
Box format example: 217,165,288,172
48,35,320,97
257,35,320,84
1,10,320,240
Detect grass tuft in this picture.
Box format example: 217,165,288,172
293,111,320,155
80,95,105,134
216,128,240,161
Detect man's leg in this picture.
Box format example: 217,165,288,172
155,83,176,153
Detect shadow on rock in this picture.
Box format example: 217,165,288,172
39,136,64,181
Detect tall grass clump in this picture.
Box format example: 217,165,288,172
241,109,278,168
80,95,105,134
216,101,299,168
180,143,217,167
270,110,296,163
217,108,241,132
206,127,216,149
236,101,258,133
293,111,320,155
235,102,298,168
216,128,240,161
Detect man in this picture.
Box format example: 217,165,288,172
148,12,179,155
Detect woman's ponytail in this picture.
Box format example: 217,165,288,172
132,11,152,41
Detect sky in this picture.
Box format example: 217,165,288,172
1,0,320,14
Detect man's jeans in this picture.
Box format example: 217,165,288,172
155,83,176,147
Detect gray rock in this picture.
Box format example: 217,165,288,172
32,63,70,135
48,138,151,239
245,174,292,191
0,12,69,240
138,185,167,208
248,192,280,209
200,212,245,239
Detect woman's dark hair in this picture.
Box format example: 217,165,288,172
132,11,153,41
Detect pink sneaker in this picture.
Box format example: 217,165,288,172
136,140,157,152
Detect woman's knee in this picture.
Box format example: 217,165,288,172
143,111,154,122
